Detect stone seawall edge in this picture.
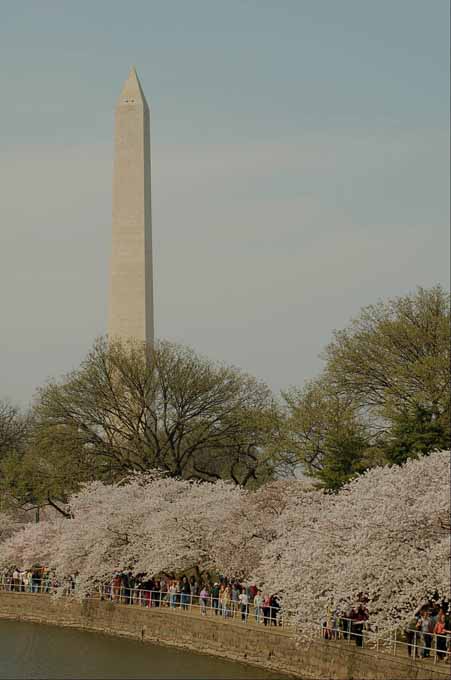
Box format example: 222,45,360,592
0,592,447,680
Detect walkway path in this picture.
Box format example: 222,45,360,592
104,593,451,672
2,586,450,673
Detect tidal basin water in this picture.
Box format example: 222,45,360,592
0,620,287,679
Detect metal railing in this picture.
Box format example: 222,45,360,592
1,579,450,664
98,584,288,629
0,577,55,594
322,616,451,664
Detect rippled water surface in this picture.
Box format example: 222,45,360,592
0,619,288,679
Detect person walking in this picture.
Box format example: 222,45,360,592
420,611,434,658
128,572,136,604
239,588,249,623
31,567,41,593
169,581,177,609
189,576,199,608
445,610,451,661
254,590,263,624
211,583,220,616
219,584,226,617
160,578,169,607
231,583,240,618
405,615,420,657
347,607,357,642
269,594,280,627
331,607,340,640
142,577,153,608
22,570,30,593
353,604,368,647
225,585,233,618
199,586,209,616
180,577,191,611
12,568,20,592
120,572,129,605
262,594,271,626
434,613,447,660
112,573,121,602
323,604,333,640
153,579,161,608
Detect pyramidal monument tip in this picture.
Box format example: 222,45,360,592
118,66,148,106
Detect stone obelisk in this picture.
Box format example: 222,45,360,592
108,67,154,345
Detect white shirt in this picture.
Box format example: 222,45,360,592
239,593,249,606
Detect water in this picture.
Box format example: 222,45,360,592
0,620,287,679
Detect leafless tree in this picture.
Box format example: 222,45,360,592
34,338,282,487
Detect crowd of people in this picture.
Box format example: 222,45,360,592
322,601,369,647
404,601,451,661
321,594,451,661
1,566,450,661
0,566,75,594
102,572,283,626
0,568,283,626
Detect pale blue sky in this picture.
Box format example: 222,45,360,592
1,1,449,403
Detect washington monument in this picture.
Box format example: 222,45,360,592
108,67,154,345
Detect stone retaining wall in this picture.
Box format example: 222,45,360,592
0,592,448,679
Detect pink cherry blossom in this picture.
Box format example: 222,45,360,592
1,451,448,633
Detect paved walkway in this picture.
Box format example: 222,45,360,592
109,596,451,671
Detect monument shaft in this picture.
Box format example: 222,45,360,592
109,68,154,344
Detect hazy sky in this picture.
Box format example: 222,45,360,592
1,0,449,405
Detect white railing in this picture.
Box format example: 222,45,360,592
1,579,450,664
97,584,289,629
321,616,450,664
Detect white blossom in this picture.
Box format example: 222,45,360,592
256,451,450,630
1,452,448,633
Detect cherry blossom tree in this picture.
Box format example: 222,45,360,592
0,512,26,544
256,450,450,631
211,479,313,579
1,452,448,634
0,515,64,569
0,473,243,594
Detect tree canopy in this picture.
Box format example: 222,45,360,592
32,337,281,489
282,286,450,487
1,451,448,633
1,285,448,507
325,286,449,414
